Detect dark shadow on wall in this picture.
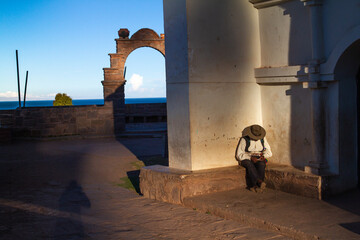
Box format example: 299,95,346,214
334,40,360,192
282,1,360,192
104,85,126,137
275,2,313,169
282,1,312,66
280,0,360,226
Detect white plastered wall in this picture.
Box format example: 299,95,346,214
164,0,262,170
256,1,313,168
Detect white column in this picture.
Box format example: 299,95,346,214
302,0,328,175
164,0,261,171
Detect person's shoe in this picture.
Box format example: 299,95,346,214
249,187,257,193
257,182,266,193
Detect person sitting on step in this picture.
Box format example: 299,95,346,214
235,124,272,193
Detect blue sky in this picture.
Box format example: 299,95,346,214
0,0,165,101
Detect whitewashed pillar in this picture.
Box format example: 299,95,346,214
302,0,328,175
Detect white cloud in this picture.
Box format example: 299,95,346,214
129,74,143,91
0,91,61,101
0,91,18,98
47,93,57,97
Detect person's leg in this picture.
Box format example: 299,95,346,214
241,160,260,188
254,160,266,181
244,168,252,187
254,161,266,190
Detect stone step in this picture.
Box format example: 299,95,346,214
140,163,326,205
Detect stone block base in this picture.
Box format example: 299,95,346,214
140,165,245,204
265,163,328,199
140,163,330,204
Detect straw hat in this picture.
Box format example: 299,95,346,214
242,124,266,140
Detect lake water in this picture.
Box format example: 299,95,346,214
0,98,166,110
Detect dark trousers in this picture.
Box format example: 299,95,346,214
240,159,266,188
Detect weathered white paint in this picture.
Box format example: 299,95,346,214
260,83,312,168
321,25,360,75
164,0,261,170
251,0,359,190
164,0,192,170
189,83,262,170
164,0,360,193
258,0,312,67
255,65,308,84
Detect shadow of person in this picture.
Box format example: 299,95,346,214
54,180,91,240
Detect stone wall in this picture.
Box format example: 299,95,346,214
0,110,14,128
1,105,115,138
0,103,166,139
125,103,167,123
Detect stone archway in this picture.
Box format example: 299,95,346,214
102,28,165,134
334,39,360,192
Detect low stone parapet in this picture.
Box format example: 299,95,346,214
125,103,166,123
140,163,328,205
9,105,118,138
0,128,12,143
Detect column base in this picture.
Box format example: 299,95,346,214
304,162,328,175
140,163,330,204
140,165,245,204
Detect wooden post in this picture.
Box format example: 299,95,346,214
16,50,21,109
23,71,28,107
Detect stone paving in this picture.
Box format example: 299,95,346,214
0,137,289,240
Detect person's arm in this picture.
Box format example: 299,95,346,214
262,138,272,159
236,138,252,161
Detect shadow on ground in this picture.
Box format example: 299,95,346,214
0,136,167,239
55,180,91,240
124,155,169,195
117,133,168,195
0,140,91,239
325,188,360,234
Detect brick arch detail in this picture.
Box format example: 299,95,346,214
131,28,162,40
101,28,165,134
103,28,165,88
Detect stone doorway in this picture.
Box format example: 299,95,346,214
357,66,360,187
336,39,360,191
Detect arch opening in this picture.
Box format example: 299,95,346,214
102,28,166,132
335,39,360,190
124,47,166,99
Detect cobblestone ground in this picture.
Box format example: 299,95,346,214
0,138,289,240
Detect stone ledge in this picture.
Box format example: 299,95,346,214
140,163,329,204
265,163,326,199
140,165,245,204
249,0,292,9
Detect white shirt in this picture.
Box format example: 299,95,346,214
236,137,272,161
